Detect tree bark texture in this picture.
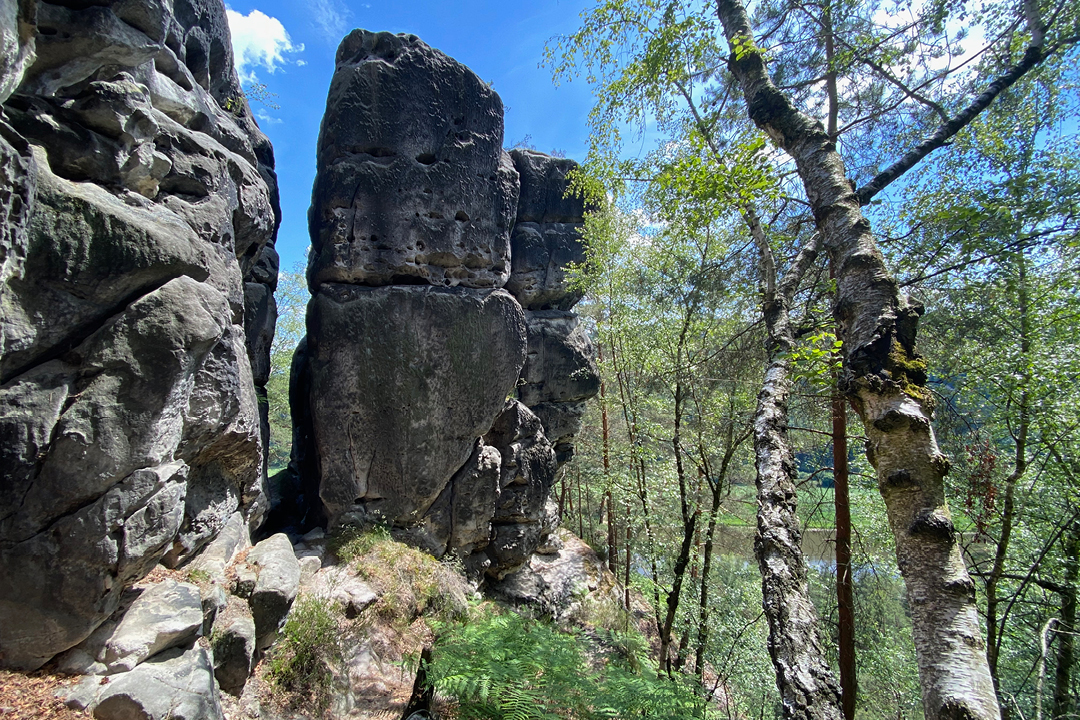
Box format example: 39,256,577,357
716,2,1001,718
749,217,843,720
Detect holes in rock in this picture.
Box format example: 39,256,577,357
455,211,470,222
423,188,433,195
415,153,436,165
38,26,58,36
426,211,444,219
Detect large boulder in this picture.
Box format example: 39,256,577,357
101,579,204,673
65,643,224,720
518,310,600,406
0,0,277,669
482,400,558,578
308,29,518,289
305,284,526,527
245,532,300,651
504,150,587,310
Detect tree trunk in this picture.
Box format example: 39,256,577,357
715,2,1001,717
833,381,857,720
1053,521,1078,719
747,210,843,720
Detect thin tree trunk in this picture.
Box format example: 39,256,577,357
624,496,632,611
659,508,698,676
746,210,843,720
715,2,1001,717
1052,521,1078,719
986,253,1030,692
832,267,857,720
600,343,617,575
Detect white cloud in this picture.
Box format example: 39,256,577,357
310,0,350,43
256,109,283,125
227,8,303,84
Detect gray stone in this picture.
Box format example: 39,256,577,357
308,30,518,289
200,583,228,636
530,401,587,447
189,511,249,584
509,149,585,225
246,533,300,650
505,149,590,311
0,0,33,105
233,565,257,599
310,566,379,617
490,528,618,620
102,579,204,673
298,555,323,584
0,0,277,670
305,284,526,527
210,602,256,696
518,310,600,407
505,222,587,311
65,643,224,720
482,401,558,578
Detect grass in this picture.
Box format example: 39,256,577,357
266,594,345,714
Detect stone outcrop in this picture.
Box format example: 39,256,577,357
0,0,278,669
291,29,601,583
306,284,526,527
505,149,589,310
308,30,518,289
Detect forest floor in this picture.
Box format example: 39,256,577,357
0,668,87,719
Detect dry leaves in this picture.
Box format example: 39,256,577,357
0,669,88,719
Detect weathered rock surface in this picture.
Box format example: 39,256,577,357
65,643,224,720
504,150,587,310
246,532,300,650
305,284,526,527
483,400,558,578
309,29,518,289
309,565,379,617
101,579,204,673
491,528,620,620
519,310,600,406
210,600,256,696
0,0,278,669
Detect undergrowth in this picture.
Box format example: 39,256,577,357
428,608,711,720
332,525,471,631
266,594,344,714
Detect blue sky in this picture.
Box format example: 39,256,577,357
225,0,597,274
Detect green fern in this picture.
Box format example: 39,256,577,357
428,608,712,719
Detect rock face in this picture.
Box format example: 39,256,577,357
296,29,600,582
307,284,526,527
0,0,278,669
505,149,589,311
309,30,518,289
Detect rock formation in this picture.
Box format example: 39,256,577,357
0,9,600,710
0,0,278,669
293,29,598,579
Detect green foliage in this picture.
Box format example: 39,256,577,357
266,265,308,470
266,594,344,713
428,609,710,720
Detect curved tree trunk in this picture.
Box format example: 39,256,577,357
748,213,843,720
716,2,1001,718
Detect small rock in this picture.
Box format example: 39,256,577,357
211,607,256,696
201,583,228,636
102,579,203,673
310,566,379,617
298,555,322,584
234,565,258,599
247,533,300,650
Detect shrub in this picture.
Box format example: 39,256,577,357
266,594,343,713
